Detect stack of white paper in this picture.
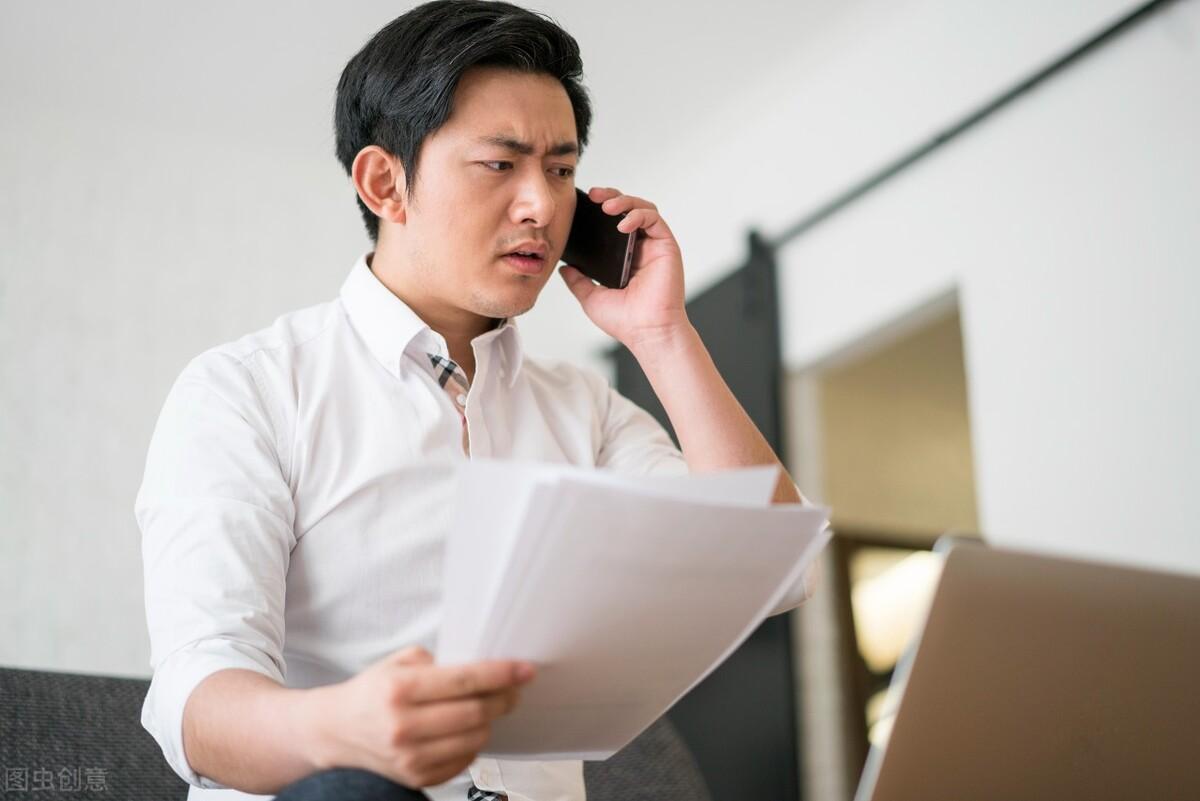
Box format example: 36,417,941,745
436,459,831,761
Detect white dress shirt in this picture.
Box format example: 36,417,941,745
137,251,817,801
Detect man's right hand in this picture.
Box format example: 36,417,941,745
304,646,536,789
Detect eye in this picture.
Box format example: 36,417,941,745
551,166,575,178
481,161,513,171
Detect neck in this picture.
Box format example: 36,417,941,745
366,248,497,382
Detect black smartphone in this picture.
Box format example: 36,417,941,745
560,188,638,289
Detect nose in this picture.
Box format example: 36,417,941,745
509,168,557,228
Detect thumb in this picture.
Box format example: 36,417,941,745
558,264,601,306
390,645,434,666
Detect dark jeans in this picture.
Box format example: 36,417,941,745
274,768,430,801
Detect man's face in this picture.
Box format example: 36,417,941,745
393,65,579,321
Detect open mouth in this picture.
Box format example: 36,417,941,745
503,250,547,274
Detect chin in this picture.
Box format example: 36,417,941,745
502,297,539,318
472,281,545,319
471,294,537,320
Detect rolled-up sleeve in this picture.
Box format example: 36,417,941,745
588,370,689,477
136,351,295,789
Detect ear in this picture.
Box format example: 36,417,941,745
351,146,407,226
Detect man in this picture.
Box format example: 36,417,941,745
137,2,817,800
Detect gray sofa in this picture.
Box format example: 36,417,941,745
0,666,710,800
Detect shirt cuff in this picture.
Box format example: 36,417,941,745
471,758,585,801
141,637,286,789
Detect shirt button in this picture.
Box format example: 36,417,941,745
456,393,467,406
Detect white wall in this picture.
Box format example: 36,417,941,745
778,0,1200,575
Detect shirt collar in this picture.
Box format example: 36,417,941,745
339,251,525,387
467,312,525,389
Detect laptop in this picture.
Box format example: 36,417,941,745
854,539,1200,801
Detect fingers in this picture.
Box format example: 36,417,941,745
352,651,531,790
403,752,478,790
385,727,491,789
601,194,658,216
408,726,492,768
619,207,674,241
617,206,658,232
588,186,656,214
402,690,520,742
587,187,671,240
587,186,621,202
399,659,535,704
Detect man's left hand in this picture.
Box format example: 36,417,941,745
558,186,691,354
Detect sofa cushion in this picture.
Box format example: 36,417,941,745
0,667,187,799
0,666,710,800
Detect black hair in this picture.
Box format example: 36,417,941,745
334,0,592,243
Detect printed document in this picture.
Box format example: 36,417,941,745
437,459,830,760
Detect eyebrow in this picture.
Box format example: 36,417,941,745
474,135,579,157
